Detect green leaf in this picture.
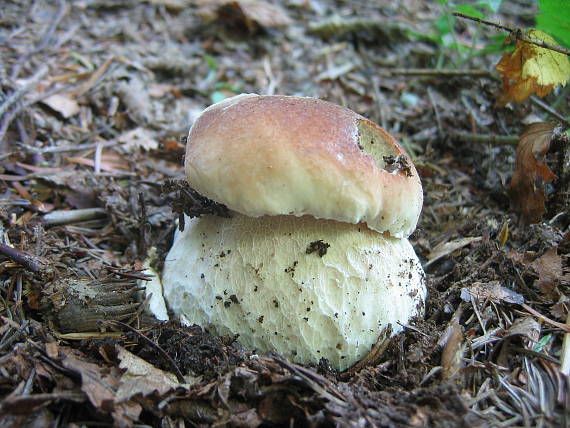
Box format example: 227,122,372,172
537,0,570,47
533,333,552,352
435,15,452,38
204,55,218,72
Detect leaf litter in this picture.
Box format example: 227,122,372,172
0,0,569,427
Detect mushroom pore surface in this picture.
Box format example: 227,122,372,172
162,213,426,371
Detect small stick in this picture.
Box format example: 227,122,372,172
69,56,131,97
0,243,43,273
105,268,153,281
0,65,50,118
454,12,570,57
383,68,493,77
453,12,514,32
30,140,119,154
42,208,107,226
515,30,570,57
0,320,30,351
452,132,519,146
104,320,185,383
521,303,570,333
413,131,519,146
530,96,570,127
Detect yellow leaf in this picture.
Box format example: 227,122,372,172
496,29,570,105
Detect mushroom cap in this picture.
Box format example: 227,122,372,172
163,213,426,370
185,94,423,238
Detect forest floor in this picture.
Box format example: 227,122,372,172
0,0,569,427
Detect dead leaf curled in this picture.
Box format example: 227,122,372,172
508,122,555,224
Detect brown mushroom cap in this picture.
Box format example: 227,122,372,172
185,94,423,238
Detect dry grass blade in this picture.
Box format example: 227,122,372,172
561,311,570,376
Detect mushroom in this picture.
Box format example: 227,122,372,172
162,94,425,370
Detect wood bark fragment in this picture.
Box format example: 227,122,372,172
40,276,144,333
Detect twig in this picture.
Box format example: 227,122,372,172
0,243,43,273
69,56,132,98
412,129,519,146
0,65,49,118
509,346,560,365
530,96,570,127
452,12,514,32
397,321,430,338
516,30,570,57
454,12,570,57
427,87,443,136
42,208,108,226
414,131,519,146
35,0,68,51
21,139,119,155
105,267,153,281
521,303,570,333
273,356,348,405
104,320,185,383
451,132,519,146
0,66,50,145
10,0,67,79
341,326,392,379
0,320,29,351
382,68,493,77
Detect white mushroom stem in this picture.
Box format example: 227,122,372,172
162,213,425,371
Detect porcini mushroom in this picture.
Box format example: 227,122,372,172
162,94,425,370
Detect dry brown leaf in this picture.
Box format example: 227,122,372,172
497,219,509,248
41,94,80,118
505,249,537,266
508,122,556,224
197,0,291,31
504,316,540,345
460,281,524,305
115,346,189,402
118,128,159,152
60,348,142,428
550,298,568,321
440,311,464,381
60,350,119,410
531,247,563,298
496,29,570,105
